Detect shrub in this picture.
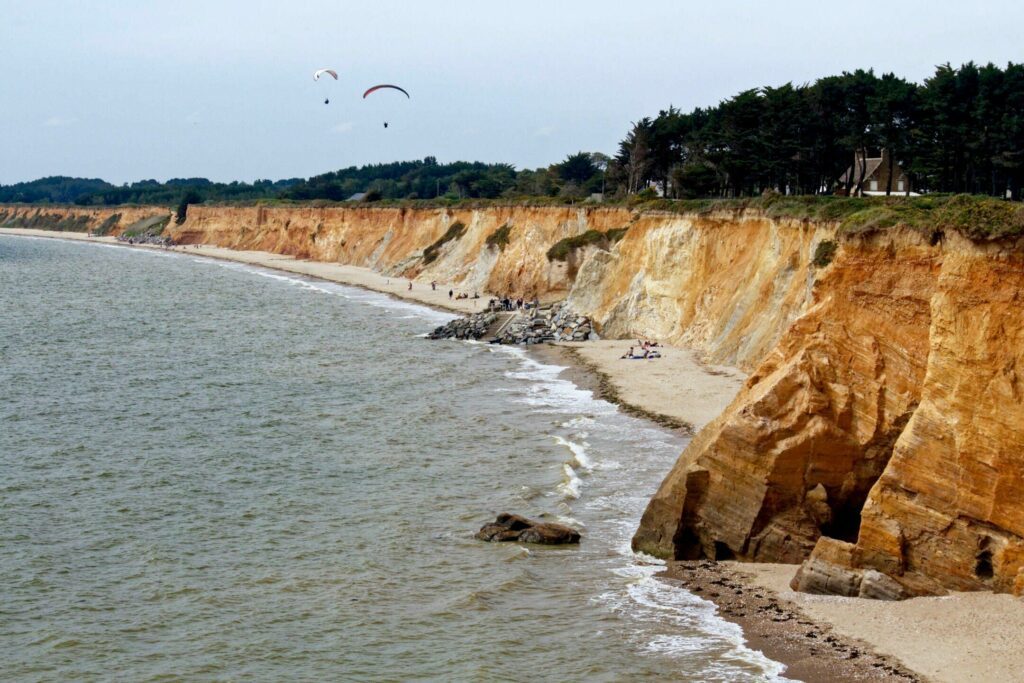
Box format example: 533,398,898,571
423,221,466,264
485,223,512,250
94,213,122,236
122,214,171,237
175,190,200,225
812,239,837,267
363,188,383,202
546,226,629,261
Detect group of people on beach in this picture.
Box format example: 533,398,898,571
489,295,539,312
621,339,662,360
425,280,478,300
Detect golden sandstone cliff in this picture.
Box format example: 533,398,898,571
3,201,1022,598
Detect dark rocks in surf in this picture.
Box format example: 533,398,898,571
427,312,498,340
428,302,596,345
476,512,581,545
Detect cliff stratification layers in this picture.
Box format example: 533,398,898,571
633,228,1024,597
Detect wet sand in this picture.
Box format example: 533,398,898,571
663,562,921,682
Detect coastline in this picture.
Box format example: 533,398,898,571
10,227,1016,682
0,228,486,316
661,562,921,682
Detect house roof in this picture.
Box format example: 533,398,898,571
346,192,367,201
838,156,884,186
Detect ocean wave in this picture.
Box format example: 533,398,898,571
552,434,592,472
557,462,582,500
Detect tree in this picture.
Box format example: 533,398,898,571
175,190,201,225
555,152,599,185
868,73,919,194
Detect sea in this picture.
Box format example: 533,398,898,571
0,235,786,681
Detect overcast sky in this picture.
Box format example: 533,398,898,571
2,0,1022,184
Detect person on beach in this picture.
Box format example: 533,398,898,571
431,281,436,291
449,289,453,300
408,281,413,291
621,346,634,359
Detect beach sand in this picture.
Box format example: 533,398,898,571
7,227,1024,682
737,563,1024,683
556,340,746,433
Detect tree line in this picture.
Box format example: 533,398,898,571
610,62,1024,200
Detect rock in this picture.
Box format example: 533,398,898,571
476,513,581,545
858,570,908,601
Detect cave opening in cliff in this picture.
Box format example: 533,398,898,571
820,499,866,543
976,537,994,580
674,528,705,560
713,541,735,561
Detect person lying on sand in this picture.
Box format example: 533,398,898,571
621,347,635,359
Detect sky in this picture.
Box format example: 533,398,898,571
1,0,1022,184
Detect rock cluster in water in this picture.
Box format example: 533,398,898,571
428,303,595,345
116,233,174,247
476,513,581,545
496,303,596,344
427,312,499,340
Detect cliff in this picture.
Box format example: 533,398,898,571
4,198,1023,598
632,226,1024,599
171,204,638,301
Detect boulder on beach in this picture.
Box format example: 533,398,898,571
476,512,581,545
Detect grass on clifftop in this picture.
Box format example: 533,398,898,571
261,193,1024,242
632,193,1024,241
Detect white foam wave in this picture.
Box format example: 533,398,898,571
557,463,582,499
553,434,592,472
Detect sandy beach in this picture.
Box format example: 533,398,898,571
556,340,746,432
738,563,1024,683
7,226,1024,682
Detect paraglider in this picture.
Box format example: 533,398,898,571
363,85,408,128
314,69,338,104
362,84,410,99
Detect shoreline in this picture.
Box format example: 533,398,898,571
0,228,484,317
3,227,956,682
662,562,921,682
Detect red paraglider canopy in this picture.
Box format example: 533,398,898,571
363,84,410,99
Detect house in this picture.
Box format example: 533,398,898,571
346,192,367,201
836,148,916,196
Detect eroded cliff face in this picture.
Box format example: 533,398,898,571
568,212,833,370
170,205,637,300
847,235,1024,596
633,228,1024,597
0,204,170,234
